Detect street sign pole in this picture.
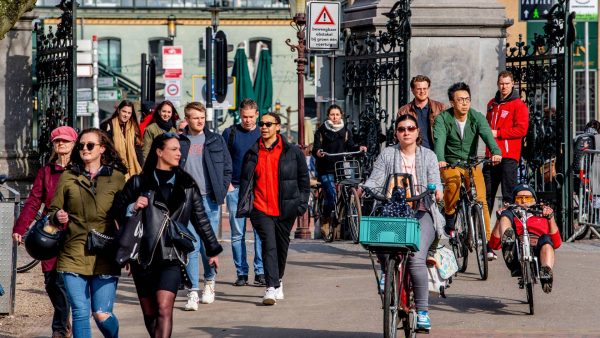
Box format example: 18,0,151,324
585,21,590,123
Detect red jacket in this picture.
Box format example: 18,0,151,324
13,163,66,272
253,136,283,216
485,91,529,161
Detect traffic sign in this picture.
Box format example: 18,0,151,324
98,89,122,101
571,0,598,21
307,1,341,51
162,46,183,70
164,79,182,106
98,77,117,88
520,0,556,21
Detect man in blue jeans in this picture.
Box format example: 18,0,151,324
180,102,232,310
222,98,265,287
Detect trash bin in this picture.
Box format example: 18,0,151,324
0,184,20,315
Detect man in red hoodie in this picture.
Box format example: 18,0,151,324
483,70,529,216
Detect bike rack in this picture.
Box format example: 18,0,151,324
0,184,20,315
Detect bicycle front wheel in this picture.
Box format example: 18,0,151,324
384,257,400,338
347,187,362,244
523,262,534,315
453,204,469,273
472,204,488,280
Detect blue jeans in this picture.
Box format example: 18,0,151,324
61,273,119,338
186,196,220,289
227,187,263,277
319,174,336,217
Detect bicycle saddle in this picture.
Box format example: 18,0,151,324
0,175,7,184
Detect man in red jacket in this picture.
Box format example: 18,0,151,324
483,70,529,217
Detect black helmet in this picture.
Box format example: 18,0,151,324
24,217,62,261
511,184,537,203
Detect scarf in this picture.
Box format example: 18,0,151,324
112,118,142,180
324,120,344,133
156,116,174,132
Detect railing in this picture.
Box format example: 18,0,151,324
568,149,600,242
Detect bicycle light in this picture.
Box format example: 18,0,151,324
427,183,436,192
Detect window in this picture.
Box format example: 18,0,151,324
575,70,597,132
199,38,206,64
98,38,122,72
148,38,174,75
249,38,272,64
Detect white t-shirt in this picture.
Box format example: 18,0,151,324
455,118,467,139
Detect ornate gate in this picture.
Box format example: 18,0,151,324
505,0,576,237
343,0,411,175
33,0,77,164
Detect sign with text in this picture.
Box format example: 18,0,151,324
520,0,557,21
162,46,183,79
571,0,598,21
307,1,340,51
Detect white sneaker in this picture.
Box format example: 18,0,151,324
275,281,284,300
201,280,215,304
263,287,277,305
184,291,199,311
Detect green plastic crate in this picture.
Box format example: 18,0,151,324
359,216,421,251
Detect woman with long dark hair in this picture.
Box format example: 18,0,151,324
114,132,223,337
48,128,127,338
100,100,144,179
143,100,179,159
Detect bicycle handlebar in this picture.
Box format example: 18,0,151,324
504,204,544,217
363,184,436,203
320,150,365,157
443,157,493,170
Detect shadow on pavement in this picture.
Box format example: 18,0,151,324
431,294,527,316
188,326,381,338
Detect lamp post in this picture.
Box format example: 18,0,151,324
167,14,177,40
285,0,311,239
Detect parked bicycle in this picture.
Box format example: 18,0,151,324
308,182,324,236
444,157,491,280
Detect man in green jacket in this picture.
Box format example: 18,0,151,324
433,82,502,259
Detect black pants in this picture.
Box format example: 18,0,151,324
250,209,295,288
44,270,70,335
483,158,519,216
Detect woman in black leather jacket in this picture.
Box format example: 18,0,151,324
114,132,222,338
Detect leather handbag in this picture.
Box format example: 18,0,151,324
167,218,196,253
86,229,116,255
115,210,144,266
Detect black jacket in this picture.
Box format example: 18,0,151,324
99,117,145,166
237,136,310,221
312,124,358,175
114,168,223,268
179,128,232,204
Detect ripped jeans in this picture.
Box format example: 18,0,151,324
61,272,119,338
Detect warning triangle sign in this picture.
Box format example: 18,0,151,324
314,6,335,25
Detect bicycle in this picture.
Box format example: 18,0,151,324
308,182,324,236
320,150,364,243
362,180,436,338
444,157,491,280
0,174,41,273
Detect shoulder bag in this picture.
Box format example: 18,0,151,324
168,218,196,253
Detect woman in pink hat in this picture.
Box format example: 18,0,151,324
12,125,77,338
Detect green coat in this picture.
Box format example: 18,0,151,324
48,167,126,276
433,108,501,164
143,122,177,159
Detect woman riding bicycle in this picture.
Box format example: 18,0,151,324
362,114,444,331
312,104,366,239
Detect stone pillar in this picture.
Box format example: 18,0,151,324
0,13,36,184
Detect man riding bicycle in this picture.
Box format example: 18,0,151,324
433,82,502,259
489,184,561,293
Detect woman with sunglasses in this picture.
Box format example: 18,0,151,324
143,100,179,159
237,113,310,305
48,128,128,338
100,100,144,179
113,132,222,337
12,126,77,338
312,104,366,239
362,114,444,332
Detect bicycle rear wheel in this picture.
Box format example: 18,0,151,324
472,204,488,280
346,187,362,244
384,257,400,338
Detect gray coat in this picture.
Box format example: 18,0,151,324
363,144,445,235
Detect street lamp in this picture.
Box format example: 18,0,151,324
167,15,177,40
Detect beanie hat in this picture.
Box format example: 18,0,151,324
511,184,537,203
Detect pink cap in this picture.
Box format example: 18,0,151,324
50,126,78,142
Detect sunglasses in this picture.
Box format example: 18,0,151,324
515,195,535,204
77,142,100,151
258,121,279,128
396,125,418,133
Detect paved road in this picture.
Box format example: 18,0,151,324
27,237,600,337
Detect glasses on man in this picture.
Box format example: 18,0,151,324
515,195,535,204
396,125,418,133
258,121,279,128
454,97,471,104
77,142,100,151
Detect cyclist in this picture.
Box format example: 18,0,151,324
489,184,560,293
312,104,366,239
433,82,502,259
363,114,444,331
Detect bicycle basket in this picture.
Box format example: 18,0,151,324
359,216,420,251
334,159,361,182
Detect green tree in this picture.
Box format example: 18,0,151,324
0,0,37,39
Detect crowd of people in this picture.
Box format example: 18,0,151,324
10,70,564,337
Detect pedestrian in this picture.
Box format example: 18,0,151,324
100,100,144,179
362,114,444,331
312,104,366,239
433,82,502,260
143,100,178,159
12,126,77,338
47,128,127,338
113,132,223,337
397,75,447,150
237,112,310,305
221,98,265,287
483,71,529,214
179,102,232,310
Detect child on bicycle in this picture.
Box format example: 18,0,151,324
489,184,561,293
